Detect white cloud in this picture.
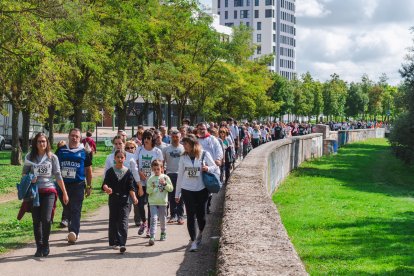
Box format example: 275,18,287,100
296,0,331,18
296,1,414,85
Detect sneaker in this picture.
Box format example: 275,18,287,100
138,223,146,235
146,229,150,238
160,232,166,241
120,246,126,254
60,219,68,228
149,237,155,246
196,233,202,246
167,218,176,224
67,232,77,244
177,218,185,225
34,246,42,257
189,241,198,252
112,245,120,250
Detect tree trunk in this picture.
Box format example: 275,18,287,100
11,105,22,165
47,105,55,148
117,104,127,131
21,110,30,152
73,104,83,130
166,95,172,130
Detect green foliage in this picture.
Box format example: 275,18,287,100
274,139,414,275
53,122,96,133
390,28,414,164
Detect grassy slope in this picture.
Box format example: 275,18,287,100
273,138,414,275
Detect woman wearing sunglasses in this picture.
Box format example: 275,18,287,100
135,130,164,237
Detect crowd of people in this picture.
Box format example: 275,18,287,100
20,118,319,258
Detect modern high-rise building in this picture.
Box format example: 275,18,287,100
212,0,296,80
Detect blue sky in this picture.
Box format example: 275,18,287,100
200,0,414,85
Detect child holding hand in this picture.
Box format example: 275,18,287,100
102,149,138,254
146,160,173,245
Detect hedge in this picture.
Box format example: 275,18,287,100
53,122,96,133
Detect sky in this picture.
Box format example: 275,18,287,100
200,0,414,85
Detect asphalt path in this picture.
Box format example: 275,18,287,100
0,186,224,276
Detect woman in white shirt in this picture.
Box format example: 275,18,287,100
175,134,219,252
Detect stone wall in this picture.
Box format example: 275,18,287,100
217,134,323,276
217,128,385,275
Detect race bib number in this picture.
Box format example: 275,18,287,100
33,163,52,177
142,167,152,177
185,167,200,178
62,167,77,179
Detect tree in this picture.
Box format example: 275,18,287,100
323,73,347,121
346,82,368,118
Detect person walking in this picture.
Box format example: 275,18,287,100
163,130,185,224
56,128,92,245
102,149,138,254
104,137,143,227
146,160,173,245
135,130,163,237
23,133,69,257
175,134,219,252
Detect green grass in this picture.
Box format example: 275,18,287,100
0,141,111,196
0,177,107,254
273,138,414,275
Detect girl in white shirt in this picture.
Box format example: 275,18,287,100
175,134,219,252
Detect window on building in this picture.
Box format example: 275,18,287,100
247,0,250,6
246,22,250,27
225,0,228,7
273,46,276,53
241,10,249,18
225,22,234,27
273,22,276,30
257,46,261,55
234,0,244,7
265,9,272,18
273,34,276,42
218,0,221,8
257,34,261,42
225,11,228,19
254,10,259,18
265,0,272,5
255,0,259,6
257,21,261,30
234,10,237,19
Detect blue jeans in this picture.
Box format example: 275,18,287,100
60,181,85,235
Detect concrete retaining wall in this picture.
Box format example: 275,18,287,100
217,128,385,275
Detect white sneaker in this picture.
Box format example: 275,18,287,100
189,241,198,252
67,232,77,244
112,245,120,250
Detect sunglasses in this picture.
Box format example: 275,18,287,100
144,137,152,140
219,131,226,134
125,147,135,150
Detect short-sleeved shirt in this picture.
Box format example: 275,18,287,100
56,145,92,184
135,147,163,186
163,144,184,174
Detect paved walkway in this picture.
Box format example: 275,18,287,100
0,176,225,276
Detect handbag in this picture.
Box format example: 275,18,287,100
200,151,222,193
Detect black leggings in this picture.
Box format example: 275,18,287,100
181,188,209,241
32,193,55,247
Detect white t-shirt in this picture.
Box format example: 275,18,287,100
135,147,163,186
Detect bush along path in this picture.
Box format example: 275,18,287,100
274,138,414,275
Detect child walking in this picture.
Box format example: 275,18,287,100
102,149,138,254
146,160,173,245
